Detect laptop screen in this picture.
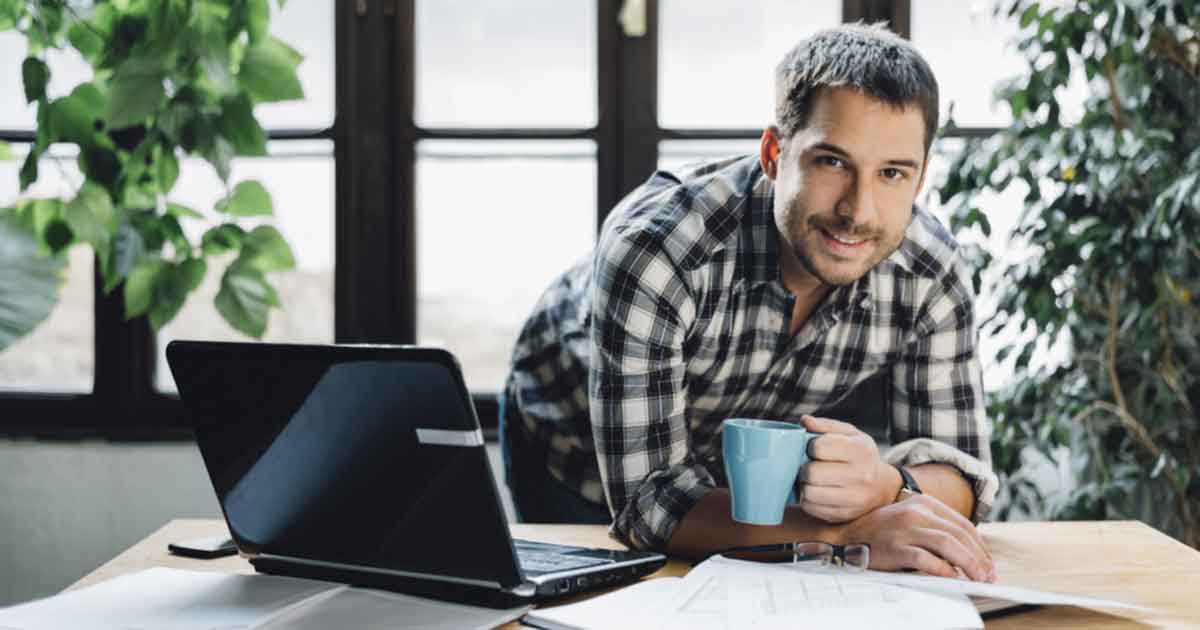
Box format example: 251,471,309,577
168,342,524,589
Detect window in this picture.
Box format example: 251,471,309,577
416,140,595,390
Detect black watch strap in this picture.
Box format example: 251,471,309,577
894,465,922,501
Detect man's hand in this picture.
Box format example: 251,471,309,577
842,492,996,582
798,414,899,523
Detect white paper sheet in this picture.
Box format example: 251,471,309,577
523,578,682,630
671,557,984,630
0,568,336,630
0,568,531,630
844,568,1152,612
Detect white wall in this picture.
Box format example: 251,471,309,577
0,440,514,607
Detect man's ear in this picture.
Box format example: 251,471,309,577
760,126,781,180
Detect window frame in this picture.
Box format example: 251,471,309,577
0,0,1003,439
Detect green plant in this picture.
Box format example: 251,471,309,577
0,0,303,351
937,0,1200,546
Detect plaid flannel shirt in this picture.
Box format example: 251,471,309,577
505,155,999,551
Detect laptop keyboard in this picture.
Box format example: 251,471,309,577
514,541,610,574
518,550,609,573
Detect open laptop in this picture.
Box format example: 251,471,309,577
166,340,666,607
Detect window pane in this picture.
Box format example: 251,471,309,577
912,3,1092,128
910,4,1026,127
0,32,93,131
0,148,94,393
659,0,840,129
417,140,596,391
254,1,335,128
658,139,760,172
415,0,597,128
154,140,335,392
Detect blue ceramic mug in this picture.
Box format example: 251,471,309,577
722,418,816,525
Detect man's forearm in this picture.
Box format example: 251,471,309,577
665,464,976,560
664,488,847,560
908,463,975,520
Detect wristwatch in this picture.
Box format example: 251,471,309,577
893,465,922,502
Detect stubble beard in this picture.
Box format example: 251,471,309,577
783,199,905,287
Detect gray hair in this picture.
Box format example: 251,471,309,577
774,22,940,153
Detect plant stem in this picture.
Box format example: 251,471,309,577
1102,54,1128,131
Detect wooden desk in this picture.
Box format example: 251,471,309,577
72,519,1199,628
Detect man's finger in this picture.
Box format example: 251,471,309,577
799,497,854,524
799,484,848,506
920,494,993,565
901,545,958,578
807,434,856,462
914,525,990,582
800,461,846,486
801,414,860,435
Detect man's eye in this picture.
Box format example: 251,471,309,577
816,155,845,169
881,167,907,181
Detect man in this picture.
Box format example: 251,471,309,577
502,23,999,582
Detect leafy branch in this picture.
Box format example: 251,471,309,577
0,0,302,345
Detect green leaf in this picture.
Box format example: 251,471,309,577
106,58,166,129
0,212,66,352
214,262,278,338
63,182,116,261
67,20,105,60
79,145,121,193
0,140,11,160
158,103,194,144
245,0,269,45
121,179,157,209
199,47,236,96
18,148,38,191
238,36,304,103
205,136,234,182
104,220,145,294
242,225,295,271
26,198,63,242
217,94,267,156
156,148,180,192
43,219,73,254
0,0,22,31
166,202,203,219
124,258,165,318
48,93,98,145
201,223,245,256
22,57,49,104
180,257,207,292
148,260,197,330
216,180,273,216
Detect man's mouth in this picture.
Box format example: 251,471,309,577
818,228,873,251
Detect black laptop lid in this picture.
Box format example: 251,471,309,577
167,341,524,590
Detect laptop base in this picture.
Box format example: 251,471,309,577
251,557,535,609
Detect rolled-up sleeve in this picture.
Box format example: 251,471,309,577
589,228,715,551
890,258,1000,523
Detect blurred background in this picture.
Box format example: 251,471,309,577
2,0,1197,606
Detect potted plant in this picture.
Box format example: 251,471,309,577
0,0,303,351
938,0,1199,546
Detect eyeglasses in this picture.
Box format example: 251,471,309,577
716,541,870,571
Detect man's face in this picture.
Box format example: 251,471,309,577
763,86,928,287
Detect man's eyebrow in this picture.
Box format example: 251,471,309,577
810,142,921,170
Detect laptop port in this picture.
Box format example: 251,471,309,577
575,576,590,589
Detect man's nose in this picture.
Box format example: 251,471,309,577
835,175,878,227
